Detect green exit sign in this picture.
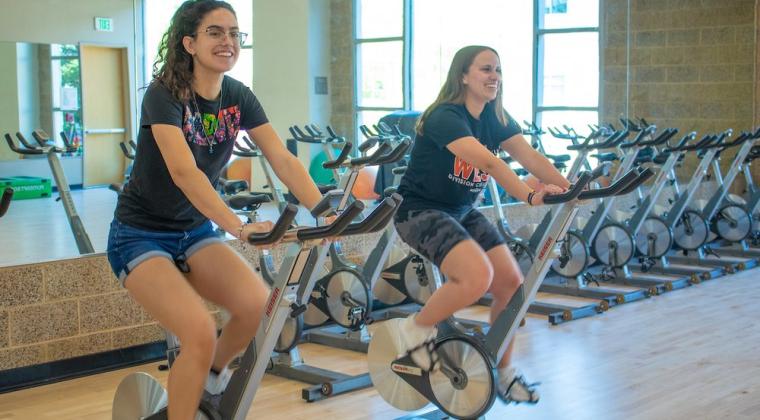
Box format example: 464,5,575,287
94,17,113,32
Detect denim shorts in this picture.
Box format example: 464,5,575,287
106,219,224,287
394,208,505,267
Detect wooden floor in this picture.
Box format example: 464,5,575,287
0,267,758,419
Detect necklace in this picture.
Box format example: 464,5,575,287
191,79,224,154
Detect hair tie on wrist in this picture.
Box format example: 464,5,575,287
527,190,535,206
237,223,247,240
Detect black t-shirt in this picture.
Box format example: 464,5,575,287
396,102,521,216
115,76,268,231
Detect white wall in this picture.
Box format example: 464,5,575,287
16,43,42,138
0,43,20,161
0,0,141,159
252,0,332,191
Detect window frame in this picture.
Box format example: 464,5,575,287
352,0,412,142
533,0,601,130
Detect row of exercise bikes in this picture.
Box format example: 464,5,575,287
100,117,760,419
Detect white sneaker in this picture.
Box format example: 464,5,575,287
205,367,232,395
396,314,438,371
497,367,540,404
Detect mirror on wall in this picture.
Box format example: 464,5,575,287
0,42,84,163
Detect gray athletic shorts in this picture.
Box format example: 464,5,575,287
394,208,506,267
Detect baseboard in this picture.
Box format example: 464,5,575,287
0,341,167,394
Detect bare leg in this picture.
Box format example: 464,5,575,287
185,242,269,371
484,245,523,368
125,257,217,420
414,239,493,327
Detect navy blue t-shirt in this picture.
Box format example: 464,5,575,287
115,76,268,231
396,102,521,216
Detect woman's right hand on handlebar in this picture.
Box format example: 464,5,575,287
241,221,275,247
531,184,565,206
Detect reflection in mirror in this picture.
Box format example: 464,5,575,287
0,42,111,267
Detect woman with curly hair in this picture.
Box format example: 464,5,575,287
106,1,326,417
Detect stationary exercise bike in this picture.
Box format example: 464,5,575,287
111,190,401,420
368,167,651,419
304,137,410,331
4,129,95,254
109,140,136,194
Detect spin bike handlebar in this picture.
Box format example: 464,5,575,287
311,124,348,145
567,128,629,151
620,125,657,149
375,138,411,165
542,171,592,204
295,200,365,241
0,188,12,218
663,131,697,152
5,133,44,155
119,142,135,159
321,142,355,169
33,130,75,153
639,127,678,147
718,130,754,150
547,126,580,141
677,133,717,151
576,168,641,200
323,142,391,169
617,167,656,195
57,131,79,152
289,126,323,144
247,203,299,245
340,194,401,236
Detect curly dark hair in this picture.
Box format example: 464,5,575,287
152,0,236,102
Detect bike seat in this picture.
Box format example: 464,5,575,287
591,152,619,162
634,147,654,165
228,193,271,210
318,184,336,194
221,179,249,195
652,152,670,165
553,162,567,170
546,153,571,163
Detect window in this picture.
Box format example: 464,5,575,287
353,0,600,157
51,44,82,154
353,0,406,142
411,0,533,122
535,0,600,162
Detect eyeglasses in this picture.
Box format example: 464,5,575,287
195,27,248,47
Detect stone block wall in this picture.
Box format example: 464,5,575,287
602,0,757,189
0,256,163,370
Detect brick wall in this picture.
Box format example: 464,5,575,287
602,0,757,188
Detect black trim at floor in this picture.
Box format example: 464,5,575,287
0,341,167,394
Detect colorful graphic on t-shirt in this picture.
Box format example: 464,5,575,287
447,148,498,192
182,105,241,147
